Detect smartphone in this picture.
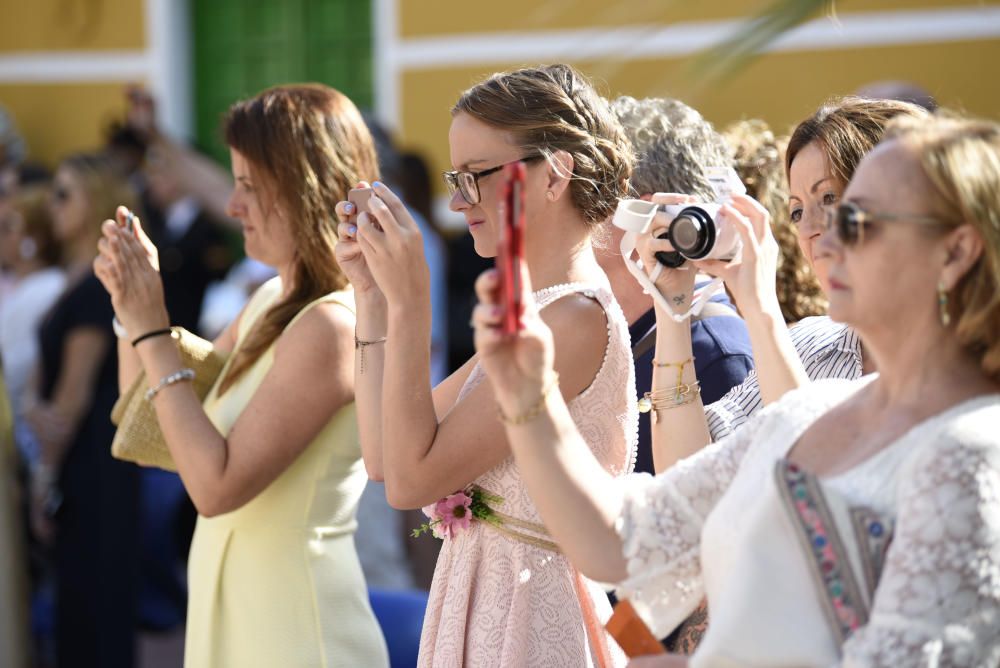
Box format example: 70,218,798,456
605,599,666,657
347,187,373,222
498,162,526,335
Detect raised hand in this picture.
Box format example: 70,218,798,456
633,193,700,311
471,264,555,419
352,181,430,306
691,193,781,319
93,206,169,336
335,181,382,296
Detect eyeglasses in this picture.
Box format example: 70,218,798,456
825,201,946,247
442,155,543,205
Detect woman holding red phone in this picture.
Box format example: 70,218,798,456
336,64,636,666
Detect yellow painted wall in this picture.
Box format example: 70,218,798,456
400,0,987,38
395,3,1000,198
0,0,145,52
0,83,136,167
0,0,146,167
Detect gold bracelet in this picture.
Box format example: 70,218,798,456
354,333,386,374
639,381,701,413
498,372,560,426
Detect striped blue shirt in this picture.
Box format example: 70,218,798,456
706,316,864,440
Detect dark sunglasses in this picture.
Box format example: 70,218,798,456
825,201,946,246
442,155,544,205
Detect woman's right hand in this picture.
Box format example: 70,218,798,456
634,193,699,313
335,182,382,297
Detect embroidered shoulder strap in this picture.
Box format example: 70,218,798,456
773,459,894,644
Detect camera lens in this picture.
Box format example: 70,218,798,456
667,207,716,259
654,230,686,268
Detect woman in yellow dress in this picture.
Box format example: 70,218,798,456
94,84,389,667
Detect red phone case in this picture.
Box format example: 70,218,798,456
498,162,526,334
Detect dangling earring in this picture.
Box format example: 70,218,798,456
937,280,951,327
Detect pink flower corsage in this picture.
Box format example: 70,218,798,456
412,487,503,539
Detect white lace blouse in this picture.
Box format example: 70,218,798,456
614,378,1000,667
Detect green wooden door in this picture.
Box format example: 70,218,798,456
192,0,373,163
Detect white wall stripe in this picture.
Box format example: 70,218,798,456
0,51,150,82
395,6,1000,70
373,0,401,131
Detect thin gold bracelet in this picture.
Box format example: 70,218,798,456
498,372,560,426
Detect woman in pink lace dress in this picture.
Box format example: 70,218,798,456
334,64,637,666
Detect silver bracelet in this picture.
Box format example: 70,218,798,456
145,368,195,401
112,316,129,339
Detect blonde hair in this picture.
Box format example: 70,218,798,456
452,64,632,226
885,114,1000,380
724,120,827,324
218,84,379,395
60,153,137,246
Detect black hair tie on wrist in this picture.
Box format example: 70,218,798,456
131,327,173,348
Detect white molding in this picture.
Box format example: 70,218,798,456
373,0,401,131
0,51,150,82
146,0,193,140
395,5,1000,70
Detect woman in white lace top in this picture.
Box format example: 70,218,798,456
472,114,1000,666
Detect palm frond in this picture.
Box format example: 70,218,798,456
688,0,837,83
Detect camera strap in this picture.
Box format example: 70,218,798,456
619,230,729,323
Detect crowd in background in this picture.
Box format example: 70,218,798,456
0,60,996,668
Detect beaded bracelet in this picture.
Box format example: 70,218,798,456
145,368,196,401
498,372,560,426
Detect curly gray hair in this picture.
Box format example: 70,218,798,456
610,96,729,201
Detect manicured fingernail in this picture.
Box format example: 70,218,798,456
348,225,357,235
372,181,382,189
344,203,354,213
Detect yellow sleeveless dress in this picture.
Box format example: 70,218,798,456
184,278,389,668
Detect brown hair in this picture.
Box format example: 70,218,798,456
886,114,1000,379
785,97,928,186
60,152,137,246
218,83,379,394
725,120,827,324
452,64,632,225
11,185,61,266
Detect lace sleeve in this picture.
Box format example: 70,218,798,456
613,409,766,638
841,429,1000,667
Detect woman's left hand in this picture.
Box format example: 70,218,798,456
692,194,781,321
353,182,430,306
93,206,170,336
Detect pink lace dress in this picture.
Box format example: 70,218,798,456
418,283,638,667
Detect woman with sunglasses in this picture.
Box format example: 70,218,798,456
335,64,636,666
472,112,1000,666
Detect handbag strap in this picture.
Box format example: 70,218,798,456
573,567,614,668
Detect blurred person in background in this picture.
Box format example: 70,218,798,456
0,186,66,467
96,83,389,668
23,153,140,668
723,119,827,324
0,369,29,668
